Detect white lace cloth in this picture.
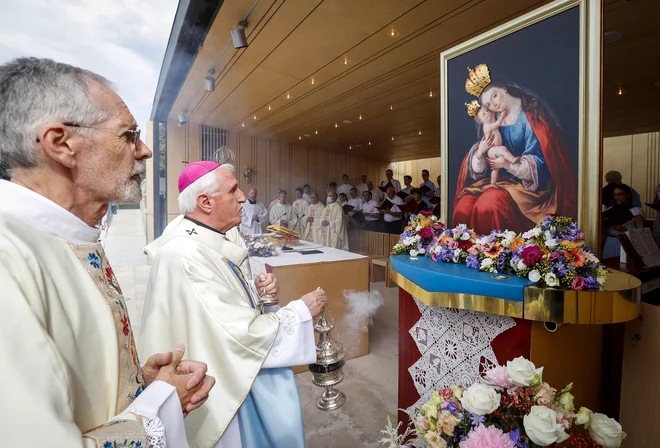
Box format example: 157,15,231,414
407,298,516,414
131,411,165,448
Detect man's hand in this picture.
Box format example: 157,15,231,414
252,214,259,221
280,220,287,227
300,289,328,318
255,273,279,296
153,345,216,416
306,217,314,223
322,220,330,226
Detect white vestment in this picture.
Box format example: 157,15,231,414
241,200,268,234
140,216,316,448
302,193,311,203
305,202,325,242
336,183,354,196
291,198,309,235
269,202,293,228
0,180,185,447
316,201,349,250
347,197,364,217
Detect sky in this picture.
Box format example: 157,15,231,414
0,0,179,131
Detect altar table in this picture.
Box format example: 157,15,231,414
390,255,641,426
250,240,369,373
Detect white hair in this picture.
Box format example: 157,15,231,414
178,164,235,214
0,57,114,168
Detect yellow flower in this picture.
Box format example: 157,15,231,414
424,431,448,448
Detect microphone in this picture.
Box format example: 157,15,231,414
282,214,305,251
271,212,287,227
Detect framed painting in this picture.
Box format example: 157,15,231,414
440,0,601,251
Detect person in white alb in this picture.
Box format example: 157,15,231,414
356,174,369,196
240,188,268,234
140,162,326,448
316,189,349,250
291,187,309,235
302,184,312,203
0,57,214,447
267,189,283,223
361,190,381,231
269,189,293,228
367,180,383,205
337,173,354,196
381,169,402,193
420,169,436,200
381,185,404,234
305,192,325,242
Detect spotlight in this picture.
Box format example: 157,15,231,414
231,21,248,49
204,70,215,92
178,109,188,125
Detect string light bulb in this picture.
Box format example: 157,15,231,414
368,141,372,146
390,105,393,110
349,145,352,149
429,90,433,97
286,92,290,99
335,123,338,128
253,115,257,120
299,136,302,140
268,105,272,111
315,130,318,135
390,29,396,37
391,136,394,141
418,130,422,135
242,123,245,127
359,114,362,120
344,57,349,65
311,78,315,85
618,87,623,95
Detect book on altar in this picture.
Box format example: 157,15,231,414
378,182,392,193
419,184,432,194
342,204,355,214
602,204,635,226
396,191,409,200
378,199,394,211
265,225,300,246
645,202,660,212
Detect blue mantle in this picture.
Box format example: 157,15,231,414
390,255,532,302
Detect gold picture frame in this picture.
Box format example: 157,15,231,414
440,0,602,253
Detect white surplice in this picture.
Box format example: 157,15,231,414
269,202,293,228
336,183,354,196
0,180,185,447
140,216,316,448
241,200,268,234
316,201,349,251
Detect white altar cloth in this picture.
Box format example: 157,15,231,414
249,238,366,276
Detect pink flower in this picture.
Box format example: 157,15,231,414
482,242,494,252
521,245,544,265
448,240,459,249
482,366,514,389
433,222,445,230
418,227,433,239
419,210,433,216
535,382,557,406
459,424,516,448
572,276,585,291
553,406,576,429
548,251,560,261
415,414,430,432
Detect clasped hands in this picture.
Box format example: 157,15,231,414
142,344,215,417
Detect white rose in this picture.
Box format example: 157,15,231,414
544,230,553,240
410,250,418,257
480,258,493,271
517,259,527,271
459,383,500,416
504,230,517,241
589,413,626,448
523,405,569,446
510,258,517,269
460,232,471,241
506,357,543,387
546,238,558,249
528,269,541,283
575,407,593,425
419,248,426,254
545,272,560,287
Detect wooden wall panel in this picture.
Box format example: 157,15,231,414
279,144,292,196
348,155,361,186
335,153,348,181
307,148,318,191
315,149,326,194
256,137,269,200
291,145,308,193
269,141,282,202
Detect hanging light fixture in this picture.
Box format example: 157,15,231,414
359,114,362,120
311,78,316,85
286,92,291,99
231,21,249,49
429,90,434,97
315,130,318,135
390,105,393,110
268,105,272,111
204,70,216,92
178,109,188,125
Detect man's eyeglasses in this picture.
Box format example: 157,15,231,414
64,123,141,146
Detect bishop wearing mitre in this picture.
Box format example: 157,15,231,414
140,161,328,447
0,58,214,446
316,189,349,250
240,187,268,234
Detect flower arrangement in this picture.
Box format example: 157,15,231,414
396,215,606,291
392,211,446,257
380,357,626,448
241,233,277,257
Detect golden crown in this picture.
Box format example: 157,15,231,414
465,64,491,97
465,100,481,117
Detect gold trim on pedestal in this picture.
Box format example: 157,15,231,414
390,268,641,324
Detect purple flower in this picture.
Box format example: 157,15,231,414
553,261,568,276
443,401,460,416
435,246,454,262
466,254,480,269
584,275,600,290
469,414,486,428
509,428,528,448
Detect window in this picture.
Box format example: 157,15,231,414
201,125,228,161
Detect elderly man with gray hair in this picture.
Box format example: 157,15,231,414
140,161,326,447
602,170,642,209
0,58,215,446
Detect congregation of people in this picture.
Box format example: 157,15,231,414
240,169,442,251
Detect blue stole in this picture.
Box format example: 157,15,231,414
224,260,306,448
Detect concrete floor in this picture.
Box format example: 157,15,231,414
105,210,399,447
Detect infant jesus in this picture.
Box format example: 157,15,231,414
473,105,520,189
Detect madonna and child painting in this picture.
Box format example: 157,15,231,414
445,6,581,235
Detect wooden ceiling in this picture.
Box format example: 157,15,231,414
169,0,660,162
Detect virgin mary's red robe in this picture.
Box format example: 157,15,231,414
452,110,577,235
